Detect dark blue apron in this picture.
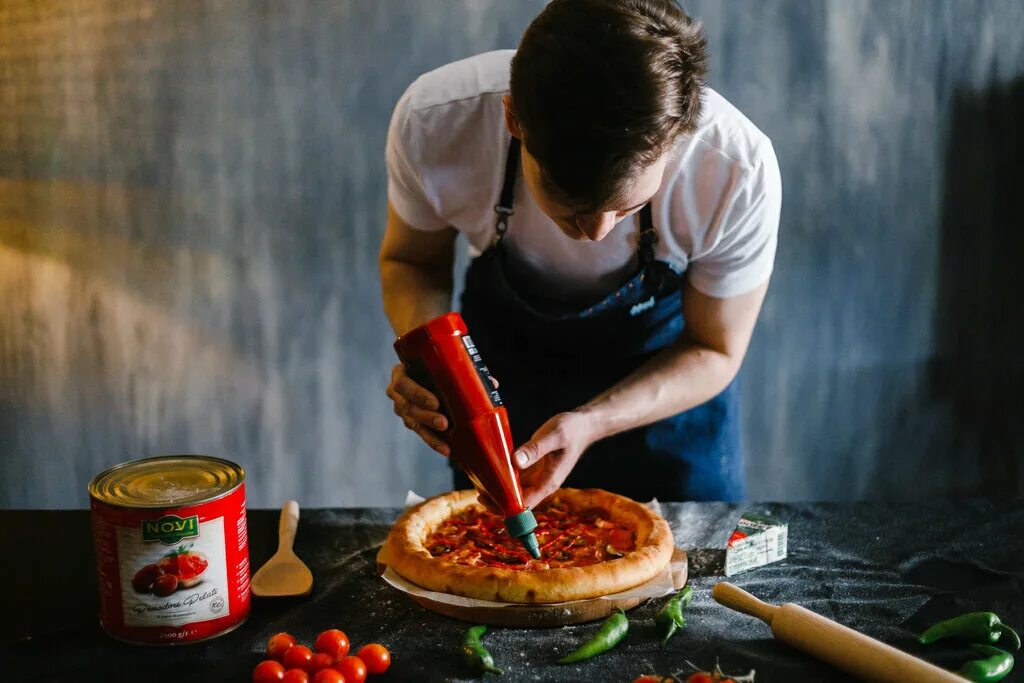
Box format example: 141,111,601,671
454,138,744,501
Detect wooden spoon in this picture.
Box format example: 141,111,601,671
251,500,314,597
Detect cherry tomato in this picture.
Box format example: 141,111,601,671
314,629,350,660
308,653,335,673
334,656,366,683
633,677,672,683
312,670,346,683
282,670,310,683
282,645,314,671
253,660,286,683
268,633,297,661
356,644,390,675
687,675,724,683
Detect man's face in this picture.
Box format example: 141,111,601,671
519,144,667,242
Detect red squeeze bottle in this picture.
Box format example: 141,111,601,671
394,312,540,559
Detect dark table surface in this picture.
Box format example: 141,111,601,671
3,500,1023,682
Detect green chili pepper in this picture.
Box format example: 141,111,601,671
655,585,693,646
558,608,629,664
461,625,503,676
958,644,1014,683
919,612,1022,650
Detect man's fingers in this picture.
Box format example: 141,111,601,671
389,387,446,428
523,484,559,510
389,364,448,455
513,429,563,469
388,390,407,416
394,373,440,410
405,404,448,431
413,424,450,456
401,414,450,455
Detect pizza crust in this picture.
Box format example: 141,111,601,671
380,488,674,604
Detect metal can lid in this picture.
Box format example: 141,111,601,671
88,455,245,508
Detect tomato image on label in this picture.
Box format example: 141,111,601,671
158,545,209,587
131,563,165,593
132,544,209,595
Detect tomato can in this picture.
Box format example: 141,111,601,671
88,455,250,645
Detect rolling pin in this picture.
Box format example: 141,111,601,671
712,583,963,682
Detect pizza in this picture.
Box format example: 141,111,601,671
379,488,674,603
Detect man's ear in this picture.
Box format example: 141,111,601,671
503,95,523,139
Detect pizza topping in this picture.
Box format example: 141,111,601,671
425,501,637,570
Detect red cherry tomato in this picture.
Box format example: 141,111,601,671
356,644,391,675
314,629,350,660
253,660,286,683
267,633,297,661
335,656,366,683
312,670,346,683
308,653,335,673
687,675,722,683
282,645,314,671
282,670,310,683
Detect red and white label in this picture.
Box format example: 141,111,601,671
91,485,250,644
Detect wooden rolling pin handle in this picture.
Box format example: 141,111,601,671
278,500,300,552
711,582,778,625
714,582,964,683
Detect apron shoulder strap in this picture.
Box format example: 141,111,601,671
638,203,656,265
493,136,658,264
493,137,520,242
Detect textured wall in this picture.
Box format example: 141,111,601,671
1,1,1022,508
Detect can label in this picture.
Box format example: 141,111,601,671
118,517,227,627
91,482,250,644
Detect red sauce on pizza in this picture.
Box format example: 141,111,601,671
425,500,636,570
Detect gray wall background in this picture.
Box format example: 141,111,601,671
1,1,1022,509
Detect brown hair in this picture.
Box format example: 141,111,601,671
510,0,708,212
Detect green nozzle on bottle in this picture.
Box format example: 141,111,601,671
505,509,541,559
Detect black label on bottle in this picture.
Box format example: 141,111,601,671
461,335,502,408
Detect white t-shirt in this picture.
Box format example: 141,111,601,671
386,50,782,302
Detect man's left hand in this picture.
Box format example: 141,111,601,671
512,411,597,508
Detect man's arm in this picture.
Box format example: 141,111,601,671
581,279,768,438
513,279,768,506
380,202,458,454
379,202,458,336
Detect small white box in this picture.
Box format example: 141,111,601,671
724,512,788,577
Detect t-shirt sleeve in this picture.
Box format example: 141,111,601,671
686,142,782,298
385,87,450,231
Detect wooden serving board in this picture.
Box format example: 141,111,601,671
377,547,687,628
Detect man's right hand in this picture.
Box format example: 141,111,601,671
386,363,450,456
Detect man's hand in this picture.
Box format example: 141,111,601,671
512,411,598,508
386,363,450,456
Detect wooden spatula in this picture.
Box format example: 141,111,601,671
712,583,961,682
251,500,314,597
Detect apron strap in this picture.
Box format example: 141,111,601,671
491,135,659,264
493,137,520,244
638,204,656,266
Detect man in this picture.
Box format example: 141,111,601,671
380,0,781,506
